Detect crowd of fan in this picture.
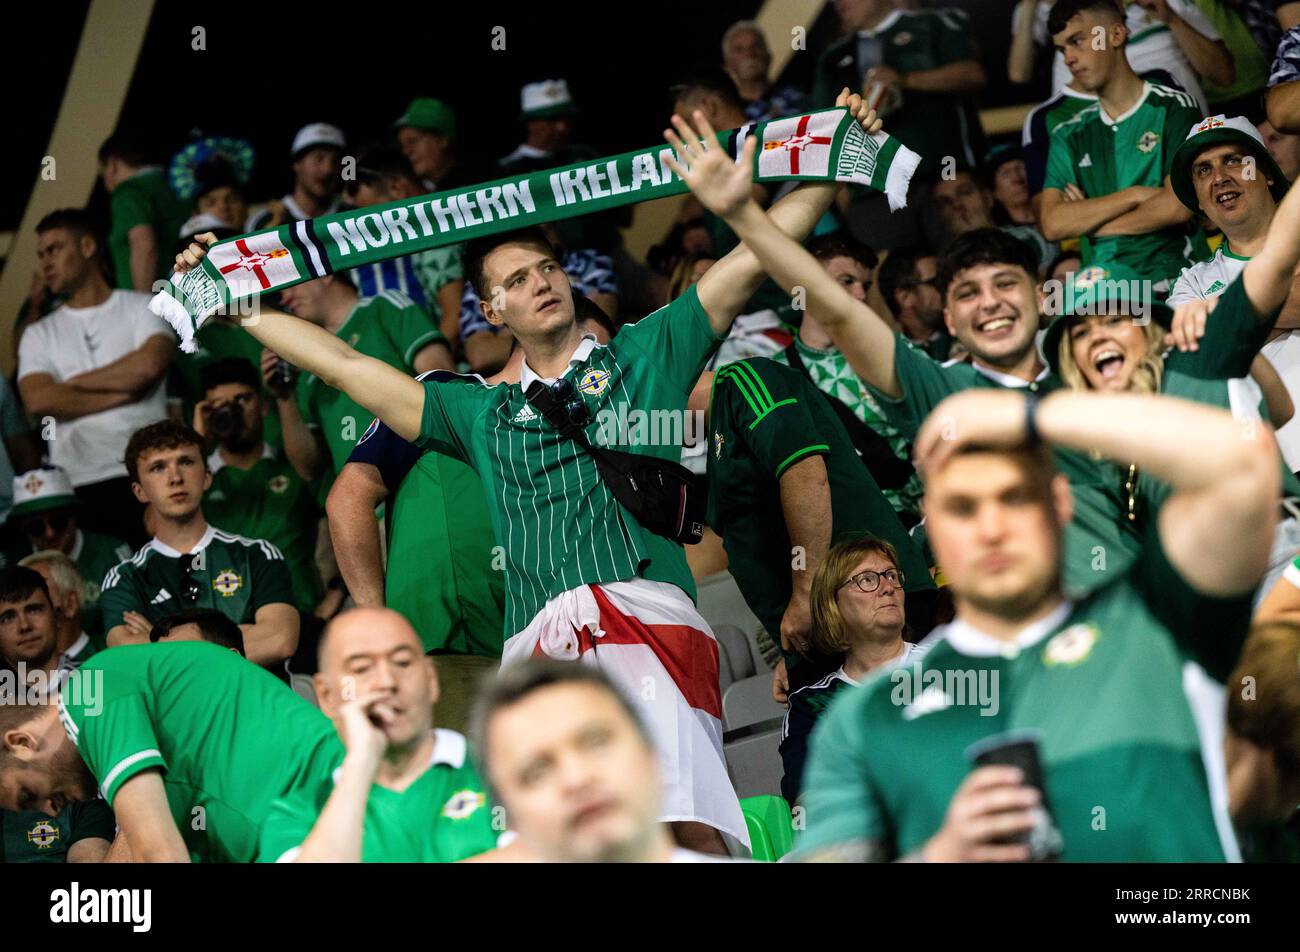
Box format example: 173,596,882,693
0,0,1298,864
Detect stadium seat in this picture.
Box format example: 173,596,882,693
722,673,786,732
724,725,783,799
714,624,758,694
696,571,776,671
290,673,319,707
739,794,794,862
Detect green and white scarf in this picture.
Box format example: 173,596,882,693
150,108,919,349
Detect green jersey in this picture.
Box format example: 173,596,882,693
99,526,296,632
107,168,189,290
771,338,924,517
1044,82,1201,286
865,336,1140,592
58,642,343,862
1,800,115,862
204,445,323,612
70,529,133,642
796,532,1250,862
258,729,499,863
417,286,721,635
297,291,446,476
410,245,463,322
707,358,933,649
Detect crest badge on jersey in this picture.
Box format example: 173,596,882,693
1137,131,1160,154
714,432,725,460
1043,623,1099,666
893,31,913,46
578,368,611,396
27,819,60,849
441,789,486,820
268,474,290,494
213,569,243,597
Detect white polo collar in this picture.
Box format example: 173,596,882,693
942,600,1073,658
969,360,1051,388
519,333,599,392
207,443,276,475
857,9,903,37
148,524,217,559
1098,82,1151,127
329,728,467,786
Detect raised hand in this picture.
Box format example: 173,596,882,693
1166,296,1218,352
663,110,758,219
174,232,218,275
913,389,1037,478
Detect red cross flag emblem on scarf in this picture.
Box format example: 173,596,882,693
759,113,837,177
219,239,293,290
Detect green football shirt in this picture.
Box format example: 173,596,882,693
58,642,343,862
771,338,924,517
417,286,722,635
258,729,499,863
203,445,323,612
864,336,1141,593
1044,82,1201,285
1,800,116,862
795,530,1250,862
298,291,446,476
107,168,189,290
707,357,934,651
99,525,296,631
71,528,133,642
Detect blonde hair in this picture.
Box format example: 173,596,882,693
18,549,88,608
1056,318,1166,394
668,252,715,303
809,535,902,655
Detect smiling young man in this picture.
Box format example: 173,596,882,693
670,125,1140,592
795,388,1278,862
1039,0,1202,290
99,421,299,669
170,94,876,855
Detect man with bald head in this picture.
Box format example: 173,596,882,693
257,607,501,862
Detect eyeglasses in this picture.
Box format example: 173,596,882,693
840,569,905,594
548,377,592,429
180,553,202,604
22,511,71,537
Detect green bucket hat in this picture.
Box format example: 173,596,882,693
1169,114,1289,213
393,97,456,139
1039,264,1172,376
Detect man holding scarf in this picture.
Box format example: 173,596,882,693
166,92,899,856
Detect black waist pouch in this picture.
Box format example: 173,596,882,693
525,381,706,545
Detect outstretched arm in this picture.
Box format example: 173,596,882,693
1245,177,1300,316
666,91,859,336
666,101,900,396
914,390,1279,597
174,237,426,441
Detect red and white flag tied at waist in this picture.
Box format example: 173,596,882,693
150,108,920,350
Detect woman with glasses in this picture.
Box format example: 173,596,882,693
779,535,926,805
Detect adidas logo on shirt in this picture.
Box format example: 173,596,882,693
512,405,538,423
150,589,173,605
1078,153,1093,168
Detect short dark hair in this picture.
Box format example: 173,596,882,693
936,228,1040,299
807,233,879,273
0,566,51,609
200,357,262,397
35,208,97,243
150,609,245,655
669,69,746,112
124,421,207,482
462,226,557,299
1048,0,1124,36
876,247,932,317
97,130,155,168
344,144,420,198
574,294,616,339
468,658,652,793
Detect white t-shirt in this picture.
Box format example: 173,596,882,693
1167,248,1300,471
1014,0,1219,113
18,290,173,485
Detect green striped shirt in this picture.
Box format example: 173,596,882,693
417,286,721,635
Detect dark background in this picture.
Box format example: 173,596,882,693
3,0,1033,234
